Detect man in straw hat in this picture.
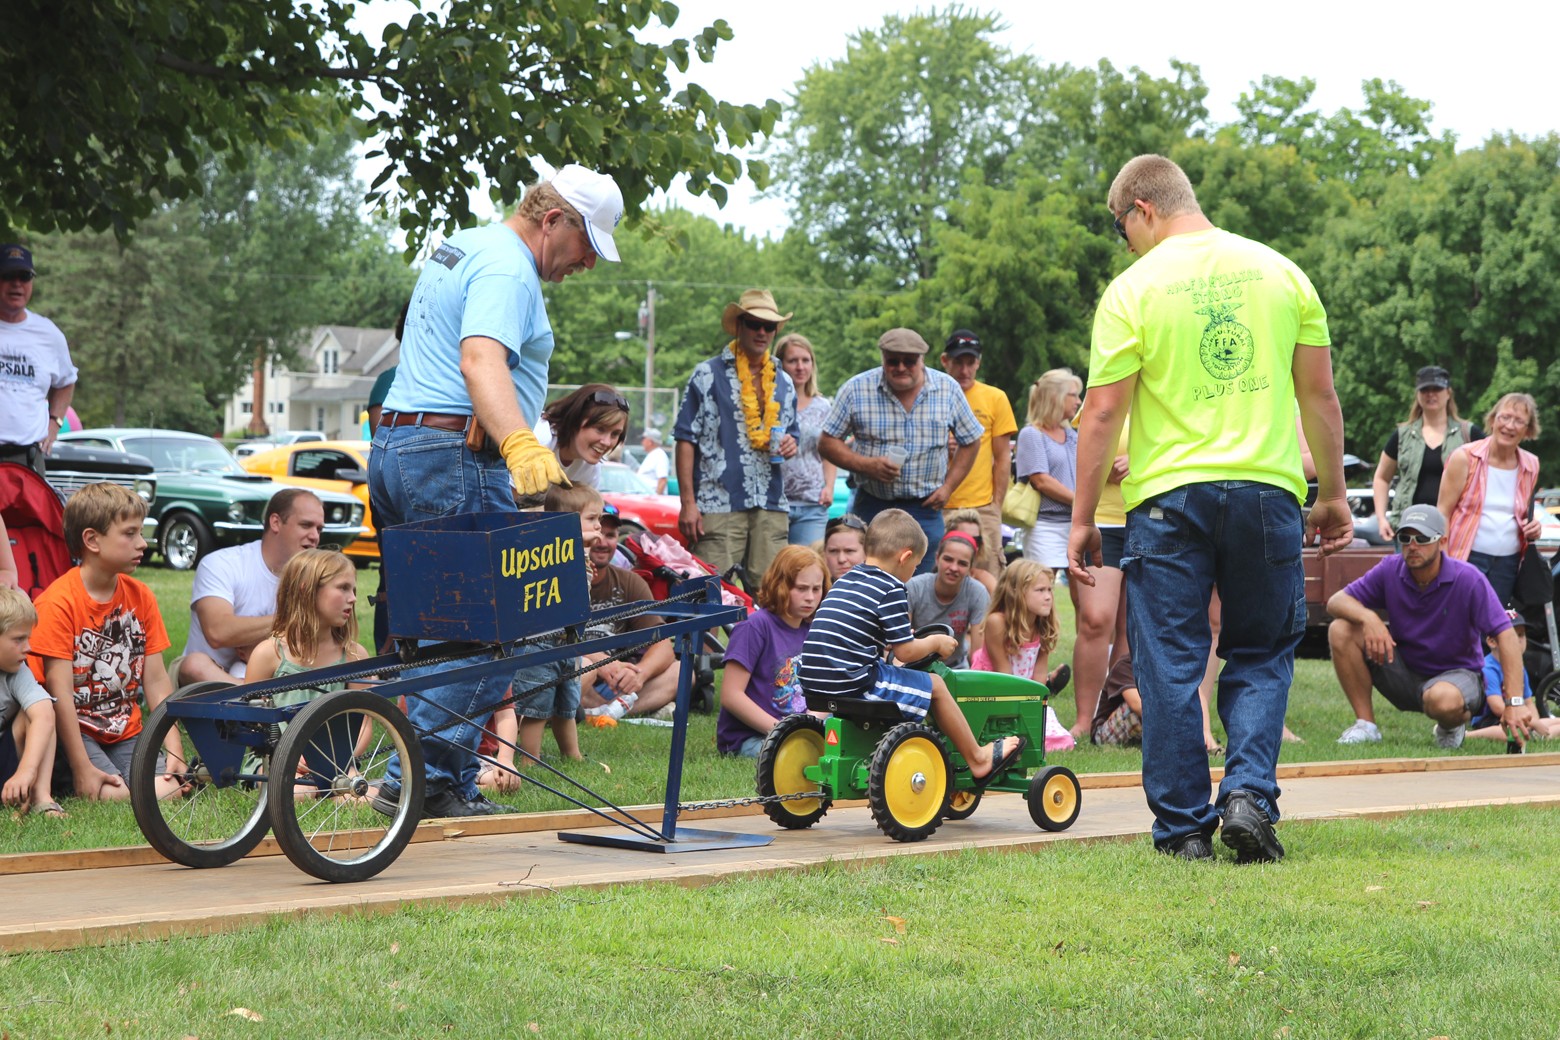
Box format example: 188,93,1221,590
672,289,799,589
369,163,623,821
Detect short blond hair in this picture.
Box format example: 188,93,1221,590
1108,155,1201,219
544,481,604,514
0,586,37,634
865,508,927,563
63,482,147,557
1484,393,1542,440
1026,368,1082,430
515,181,584,228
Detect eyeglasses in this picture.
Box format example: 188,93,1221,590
0,271,33,283
740,316,778,333
1396,530,1437,545
881,352,921,369
1112,203,1137,242
590,390,630,411
826,514,866,534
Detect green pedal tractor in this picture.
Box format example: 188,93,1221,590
755,650,1082,843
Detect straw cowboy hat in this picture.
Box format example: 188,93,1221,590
721,289,793,336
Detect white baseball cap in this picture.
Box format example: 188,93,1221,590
551,164,623,263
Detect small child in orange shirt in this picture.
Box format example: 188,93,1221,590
28,483,183,801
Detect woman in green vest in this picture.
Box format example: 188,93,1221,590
1371,365,1482,542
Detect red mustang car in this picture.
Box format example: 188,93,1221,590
596,462,686,546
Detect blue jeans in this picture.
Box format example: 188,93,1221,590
1123,481,1306,849
369,422,517,800
851,489,944,575
1466,549,1519,608
787,500,829,546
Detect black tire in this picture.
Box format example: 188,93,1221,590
617,520,647,542
943,787,982,821
268,690,424,883
867,722,950,842
130,680,272,868
1537,669,1560,719
755,714,833,829
1027,766,1082,832
159,511,212,571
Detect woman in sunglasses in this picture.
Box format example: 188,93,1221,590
1438,392,1543,607
536,383,631,488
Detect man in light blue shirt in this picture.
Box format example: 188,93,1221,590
369,164,622,821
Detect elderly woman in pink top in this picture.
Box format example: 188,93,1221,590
1437,392,1542,607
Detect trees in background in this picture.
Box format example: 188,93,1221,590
1,0,778,252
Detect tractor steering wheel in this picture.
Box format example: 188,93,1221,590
901,623,956,672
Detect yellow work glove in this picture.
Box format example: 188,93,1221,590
500,427,569,497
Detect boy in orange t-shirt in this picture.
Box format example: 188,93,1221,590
28,483,183,801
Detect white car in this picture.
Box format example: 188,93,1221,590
233,430,327,459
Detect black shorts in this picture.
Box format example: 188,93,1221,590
1100,526,1126,570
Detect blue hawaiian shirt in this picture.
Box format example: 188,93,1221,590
823,368,983,499
673,351,799,514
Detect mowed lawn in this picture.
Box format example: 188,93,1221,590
2,562,1545,856
3,805,1558,1039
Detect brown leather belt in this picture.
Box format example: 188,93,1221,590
380,410,471,433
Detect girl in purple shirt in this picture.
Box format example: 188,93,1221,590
716,546,829,756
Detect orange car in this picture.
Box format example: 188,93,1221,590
241,440,377,562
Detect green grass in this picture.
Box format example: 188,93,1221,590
4,805,1558,1039
2,565,1534,856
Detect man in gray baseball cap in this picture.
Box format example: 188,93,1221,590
1326,503,1537,750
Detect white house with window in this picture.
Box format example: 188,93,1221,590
224,326,400,439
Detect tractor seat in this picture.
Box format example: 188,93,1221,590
802,692,906,723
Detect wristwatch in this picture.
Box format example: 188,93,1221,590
1505,695,1526,708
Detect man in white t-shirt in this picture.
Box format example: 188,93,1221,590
0,245,76,478
174,489,324,685
637,428,669,493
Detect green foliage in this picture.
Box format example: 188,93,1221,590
0,0,779,251
1313,136,1560,469
769,7,1046,286
30,128,417,433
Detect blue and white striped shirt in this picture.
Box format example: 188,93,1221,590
800,564,913,697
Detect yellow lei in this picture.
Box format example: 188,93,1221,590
728,341,781,453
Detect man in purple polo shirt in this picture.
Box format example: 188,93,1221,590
1326,504,1537,749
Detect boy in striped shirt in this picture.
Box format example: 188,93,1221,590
800,509,1025,783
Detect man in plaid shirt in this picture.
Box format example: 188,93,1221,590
820,328,984,575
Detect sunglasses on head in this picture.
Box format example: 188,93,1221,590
0,270,33,283
826,514,866,534
590,389,630,411
740,315,778,333
1396,530,1437,545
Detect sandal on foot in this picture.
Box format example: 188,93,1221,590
974,736,1029,789
27,800,67,818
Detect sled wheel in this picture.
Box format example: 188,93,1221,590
943,786,982,821
867,722,950,842
268,690,424,883
755,714,832,829
1027,766,1081,832
1536,669,1560,719
130,680,271,868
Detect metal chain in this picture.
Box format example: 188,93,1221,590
678,790,825,813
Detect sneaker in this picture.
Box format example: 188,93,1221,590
1432,722,1466,749
1337,719,1382,744
369,786,405,820
1158,833,1214,861
1220,791,1285,864
464,792,512,815
651,703,676,721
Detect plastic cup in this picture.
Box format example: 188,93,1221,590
884,446,908,469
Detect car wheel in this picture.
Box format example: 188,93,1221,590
159,512,212,571
617,520,646,542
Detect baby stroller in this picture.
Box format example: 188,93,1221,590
1513,542,1559,719
0,461,70,602
0,462,71,785
616,533,752,713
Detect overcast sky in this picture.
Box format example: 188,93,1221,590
359,1,1554,238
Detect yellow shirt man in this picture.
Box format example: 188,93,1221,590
940,331,1018,572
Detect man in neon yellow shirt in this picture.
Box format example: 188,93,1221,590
940,330,1017,575
1068,154,1353,864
